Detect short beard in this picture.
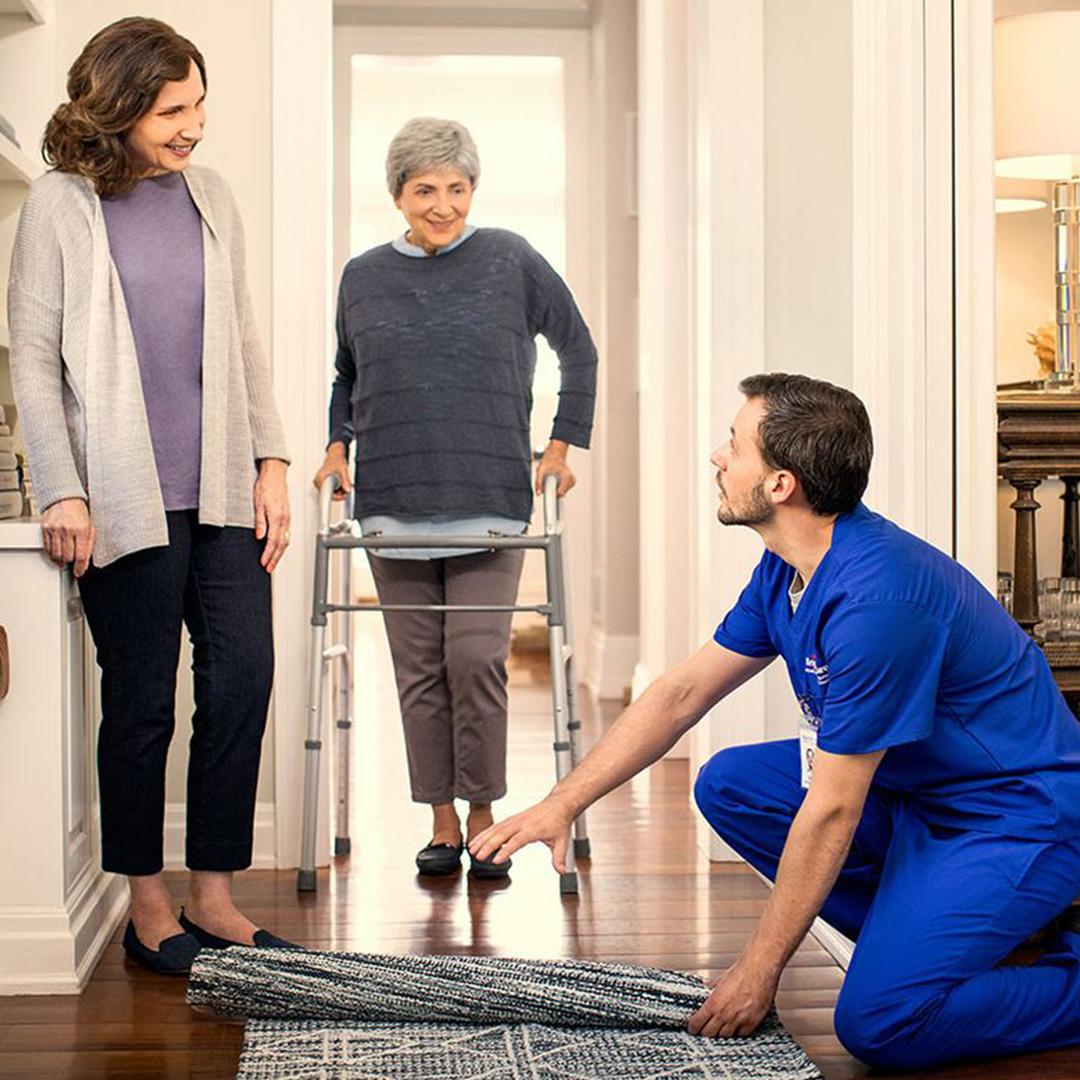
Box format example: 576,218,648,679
717,479,773,527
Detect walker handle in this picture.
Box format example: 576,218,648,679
542,472,561,535
318,474,341,535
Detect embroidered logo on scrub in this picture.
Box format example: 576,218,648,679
804,654,830,686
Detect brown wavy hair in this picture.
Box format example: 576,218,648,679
43,17,206,198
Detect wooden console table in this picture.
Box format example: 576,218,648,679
998,388,1080,694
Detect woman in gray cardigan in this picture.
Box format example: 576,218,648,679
8,18,292,973
313,118,597,880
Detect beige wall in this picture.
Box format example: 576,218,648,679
761,0,852,741
588,0,639,680
57,1,276,814
764,0,853,391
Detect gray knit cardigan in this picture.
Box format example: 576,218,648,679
6,166,288,567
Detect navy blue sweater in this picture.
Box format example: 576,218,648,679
328,228,598,522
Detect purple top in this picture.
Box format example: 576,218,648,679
102,172,204,511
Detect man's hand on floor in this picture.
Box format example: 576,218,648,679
687,957,779,1038
468,796,575,872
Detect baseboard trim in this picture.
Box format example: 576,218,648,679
584,629,638,701
742,861,854,971
809,916,854,971
164,801,277,870
0,868,128,995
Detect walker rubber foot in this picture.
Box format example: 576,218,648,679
573,838,591,859
560,872,579,895
334,837,351,856
297,869,317,892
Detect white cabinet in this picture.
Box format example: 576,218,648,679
0,531,126,993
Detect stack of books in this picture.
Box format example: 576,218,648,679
0,405,21,519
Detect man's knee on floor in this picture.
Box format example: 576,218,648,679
833,980,946,1071
692,745,758,823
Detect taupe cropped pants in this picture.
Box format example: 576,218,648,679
368,549,526,804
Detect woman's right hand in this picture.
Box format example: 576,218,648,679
312,443,352,501
41,498,95,577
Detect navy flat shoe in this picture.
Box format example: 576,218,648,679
179,908,299,950
415,840,464,876
468,848,512,879
122,919,201,975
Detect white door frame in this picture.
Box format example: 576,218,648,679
333,23,596,673
952,0,997,586
270,0,334,871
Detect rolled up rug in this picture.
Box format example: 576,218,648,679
188,948,710,1028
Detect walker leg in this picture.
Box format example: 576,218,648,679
334,552,353,857
558,511,591,862
548,619,578,895
298,538,332,892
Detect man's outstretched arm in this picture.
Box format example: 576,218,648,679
688,746,885,1038
469,641,772,870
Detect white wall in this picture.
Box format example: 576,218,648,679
586,0,639,701
761,0,853,742
639,0,974,859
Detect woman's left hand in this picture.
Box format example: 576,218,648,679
535,439,575,496
254,459,291,572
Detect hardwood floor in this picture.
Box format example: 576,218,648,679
2,645,1080,1078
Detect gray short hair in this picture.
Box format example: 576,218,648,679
385,117,480,198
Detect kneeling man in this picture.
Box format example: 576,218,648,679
471,373,1080,1071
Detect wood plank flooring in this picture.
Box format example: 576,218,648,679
2,643,1079,1078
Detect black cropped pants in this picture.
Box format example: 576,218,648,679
77,511,273,876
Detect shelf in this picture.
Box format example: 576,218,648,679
0,129,40,185
0,519,42,550
0,0,45,23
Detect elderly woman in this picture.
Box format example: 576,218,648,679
8,17,293,973
314,117,597,878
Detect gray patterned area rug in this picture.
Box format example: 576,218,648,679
237,1018,824,1079
188,950,822,1079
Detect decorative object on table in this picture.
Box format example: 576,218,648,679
998,571,1014,614
1028,323,1057,378
1062,577,1080,640
996,13,1080,391
236,1018,824,1080
189,950,822,1080
1039,576,1062,641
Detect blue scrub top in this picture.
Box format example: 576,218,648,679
714,503,1080,840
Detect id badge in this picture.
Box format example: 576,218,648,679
797,696,821,789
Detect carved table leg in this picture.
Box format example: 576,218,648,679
1011,478,1042,637
1063,477,1080,578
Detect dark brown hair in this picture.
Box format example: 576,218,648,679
738,372,873,516
43,17,206,198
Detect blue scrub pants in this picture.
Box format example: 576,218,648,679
693,739,1080,1070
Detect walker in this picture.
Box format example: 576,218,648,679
297,473,591,896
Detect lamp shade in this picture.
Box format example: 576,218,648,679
996,12,1080,180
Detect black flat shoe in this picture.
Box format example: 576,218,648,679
179,908,299,950
468,848,512,879
122,919,201,975
415,840,464,876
